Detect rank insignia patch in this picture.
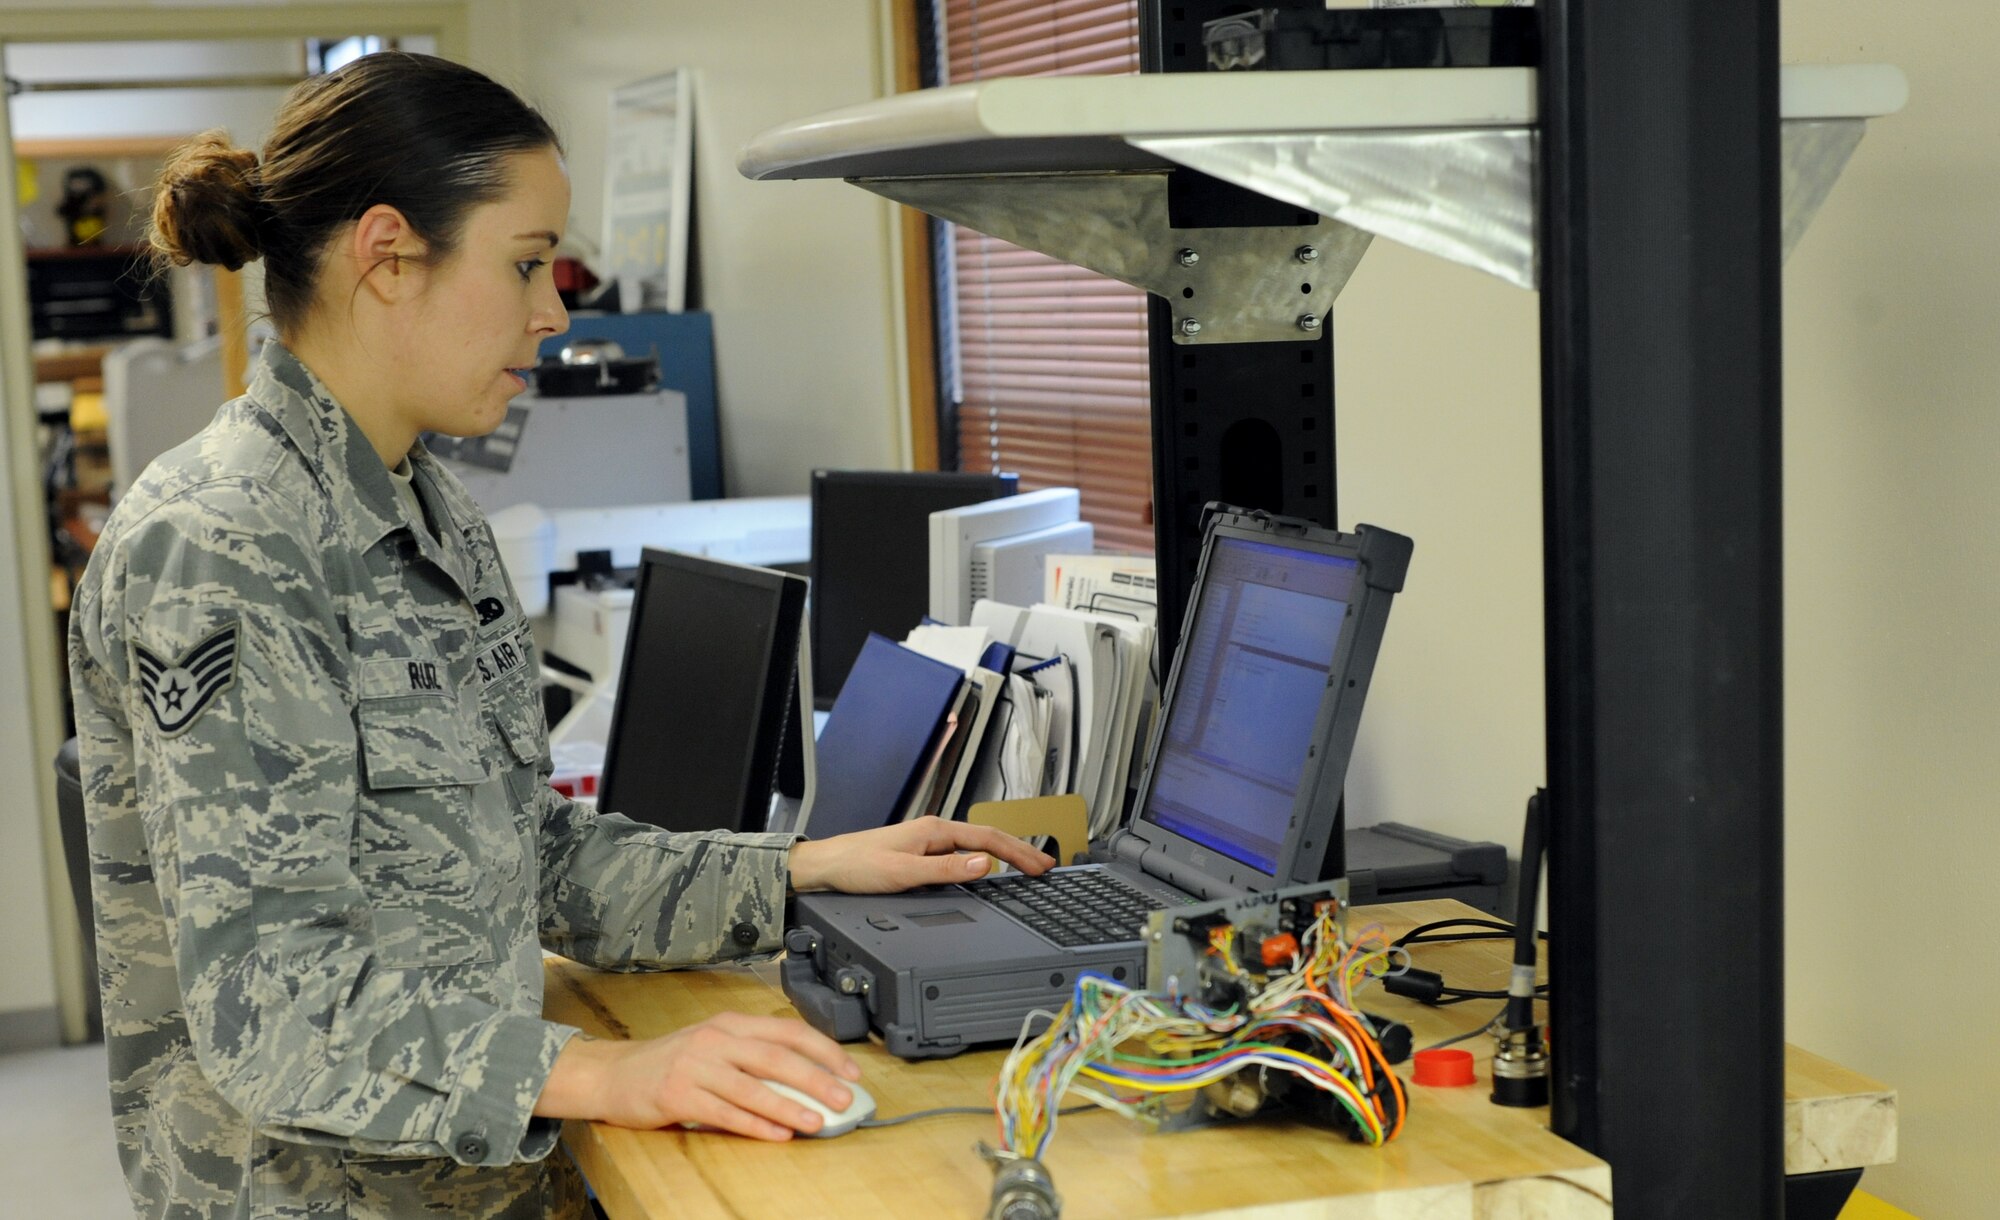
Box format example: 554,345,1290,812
135,625,239,737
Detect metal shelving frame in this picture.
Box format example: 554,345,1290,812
741,3,1906,1212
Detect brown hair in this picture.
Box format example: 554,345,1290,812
150,52,560,333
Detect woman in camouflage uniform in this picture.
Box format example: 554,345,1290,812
68,52,1050,1220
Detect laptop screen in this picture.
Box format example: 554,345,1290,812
1137,536,1360,874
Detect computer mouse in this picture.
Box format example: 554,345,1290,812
761,1078,876,1139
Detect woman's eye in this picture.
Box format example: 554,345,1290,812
516,258,547,282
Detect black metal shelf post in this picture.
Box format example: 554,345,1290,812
1139,0,1339,675
1538,0,1785,1214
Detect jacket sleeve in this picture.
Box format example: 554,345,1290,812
82,480,577,1168
534,783,799,970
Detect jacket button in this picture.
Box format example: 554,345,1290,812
455,1132,489,1161
731,921,759,947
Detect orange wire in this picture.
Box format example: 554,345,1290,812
1298,985,1408,1141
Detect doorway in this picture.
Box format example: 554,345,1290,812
0,3,471,1049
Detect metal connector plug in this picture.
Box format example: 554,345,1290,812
1490,1024,1551,1108
977,1143,1061,1220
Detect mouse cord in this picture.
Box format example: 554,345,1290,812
859,1104,1094,1130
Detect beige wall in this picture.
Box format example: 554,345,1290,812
1339,6,1995,1215
471,0,904,496
1335,244,1545,846
1781,4,1998,1214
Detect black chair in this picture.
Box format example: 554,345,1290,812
54,736,103,1042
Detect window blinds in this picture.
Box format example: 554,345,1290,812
939,0,1154,554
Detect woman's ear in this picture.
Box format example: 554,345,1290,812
348,203,429,304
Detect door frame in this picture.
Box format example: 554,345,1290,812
0,3,471,1045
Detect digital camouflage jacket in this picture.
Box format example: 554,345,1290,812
69,343,796,1218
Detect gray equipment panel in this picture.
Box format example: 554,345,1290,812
1346,822,1506,915
433,388,690,513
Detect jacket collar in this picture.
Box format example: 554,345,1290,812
251,343,473,596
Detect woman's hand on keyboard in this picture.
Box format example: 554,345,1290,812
788,816,1056,894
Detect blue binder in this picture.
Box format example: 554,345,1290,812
808,633,966,838
978,640,1017,676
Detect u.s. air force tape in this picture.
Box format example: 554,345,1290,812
475,622,534,687
134,624,238,737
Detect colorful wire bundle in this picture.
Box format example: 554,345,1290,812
993,904,1409,1159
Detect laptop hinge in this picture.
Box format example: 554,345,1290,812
1108,827,1148,867
1113,829,1247,902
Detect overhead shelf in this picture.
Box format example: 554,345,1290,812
741,65,1908,344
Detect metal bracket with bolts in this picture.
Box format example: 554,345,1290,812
859,172,1371,345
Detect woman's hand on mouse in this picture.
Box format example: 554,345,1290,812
535,1014,860,1140
787,815,1057,895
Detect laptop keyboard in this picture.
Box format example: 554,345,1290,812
967,868,1183,948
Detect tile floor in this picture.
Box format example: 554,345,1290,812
0,1042,131,1218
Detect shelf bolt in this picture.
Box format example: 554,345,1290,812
1296,245,1320,264
1177,248,1200,267
1297,313,1321,333
1180,317,1203,337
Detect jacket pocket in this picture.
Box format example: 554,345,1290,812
355,660,489,789
355,671,498,967
476,649,552,817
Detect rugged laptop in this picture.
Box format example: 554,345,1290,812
783,507,1412,1057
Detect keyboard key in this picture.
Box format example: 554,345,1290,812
966,869,1162,947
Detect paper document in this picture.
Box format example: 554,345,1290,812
1019,604,1141,834
1020,657,1075,799
973,603,1105,805
898,687,965,822
937,666,1004,819
992,676,1056,808
1046,554,1158,628
959,671,1050,809
971,596,1160,839
903,624,993,673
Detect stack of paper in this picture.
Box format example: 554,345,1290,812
969,599,1158,839
801,579,1160,843
898,624,1006,823
1045,554,1158,629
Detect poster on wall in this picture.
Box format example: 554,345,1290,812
603,70,693,314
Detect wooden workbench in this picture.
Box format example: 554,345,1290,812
541,899,1894,1218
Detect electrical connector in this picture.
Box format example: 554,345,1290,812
1489,1024,1550,1108
978,1143,1061,1220
1259,932,1300,968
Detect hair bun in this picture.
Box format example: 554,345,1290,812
150,131,265,270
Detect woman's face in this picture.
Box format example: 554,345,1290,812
401,145,572,438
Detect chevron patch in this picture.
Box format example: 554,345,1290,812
135,624,239,737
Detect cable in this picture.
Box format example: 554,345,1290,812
859,1104,1096,1130
1379,965,1545,1005
1393,918,1549,949
1506,790,1548,1034
858,1106,990,1128
1420,1006,1507,1052
992,903,1408,1162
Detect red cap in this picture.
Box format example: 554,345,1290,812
1412,1048,1477,1088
